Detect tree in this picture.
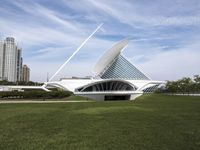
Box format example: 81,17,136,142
178,77,193,94
194,75,200,93
166,81,179,93
162,76,198,94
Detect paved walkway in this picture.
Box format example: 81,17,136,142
168,94,200,96
0,100,91,104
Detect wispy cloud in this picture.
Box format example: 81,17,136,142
11,0,79,31
82,0,200,27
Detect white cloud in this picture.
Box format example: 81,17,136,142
137,42,200,80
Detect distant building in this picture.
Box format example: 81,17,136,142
22,65,30,82
0,37,27,82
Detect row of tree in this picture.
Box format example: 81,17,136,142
0,80,43,86
0,90,72,99
159,75,200,94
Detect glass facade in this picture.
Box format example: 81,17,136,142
100,55,149,80
143,84,159,93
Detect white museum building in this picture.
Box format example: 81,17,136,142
47,39,164,100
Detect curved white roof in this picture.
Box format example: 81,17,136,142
93,38,129,75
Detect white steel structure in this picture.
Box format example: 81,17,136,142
46,38,164,101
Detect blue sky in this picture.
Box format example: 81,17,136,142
0,0,200,82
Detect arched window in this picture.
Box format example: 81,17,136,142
76,81,136,92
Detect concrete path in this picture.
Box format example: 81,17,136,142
168,94,200,96
0,100,91,104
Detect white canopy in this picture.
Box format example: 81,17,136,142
93,38,129,75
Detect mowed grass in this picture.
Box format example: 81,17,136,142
0,94,200,150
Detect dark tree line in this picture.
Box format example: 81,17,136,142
0,80,43,86
0,90,72,99
0,80,72,99
159,75,200,94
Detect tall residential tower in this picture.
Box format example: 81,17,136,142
0,37,28,82
0,39,5,80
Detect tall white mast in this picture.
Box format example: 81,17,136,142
49,23,103,82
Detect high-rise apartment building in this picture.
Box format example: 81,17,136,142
0,39,5,80
22,65,30,82
0,37,28,82
4,37,18,82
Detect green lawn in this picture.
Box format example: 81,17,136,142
0,94,199,150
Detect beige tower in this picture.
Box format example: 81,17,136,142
22,64,30,82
